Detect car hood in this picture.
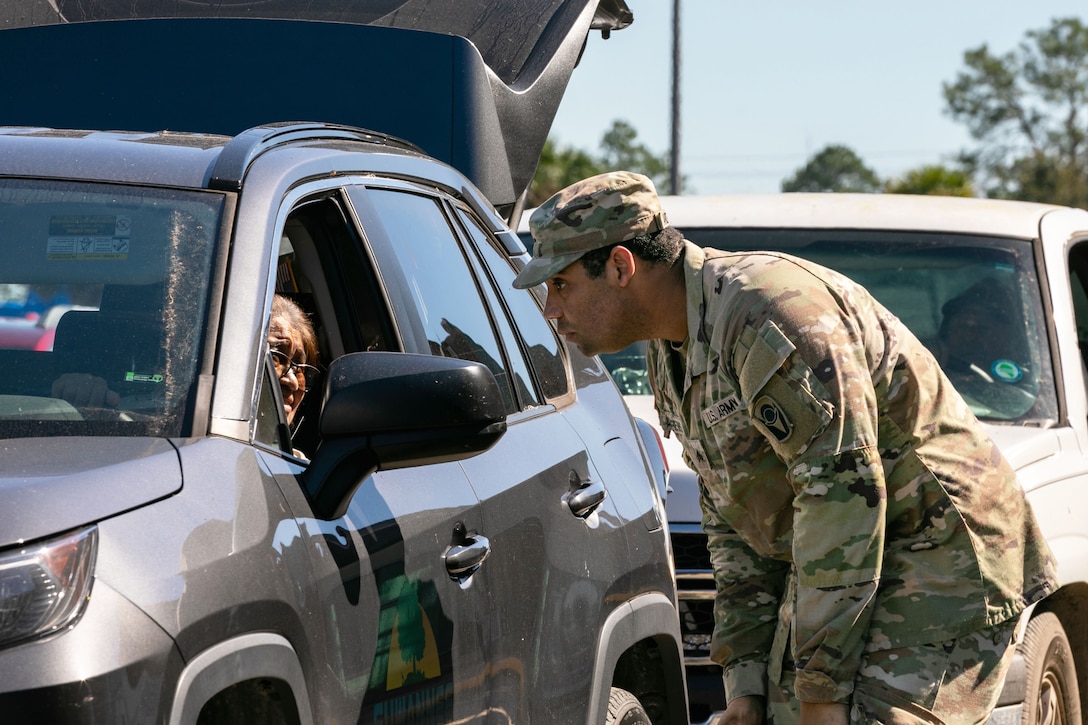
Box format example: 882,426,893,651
0,437,181,548
624,394,672,455
623,394,704,523
980,423,1065,483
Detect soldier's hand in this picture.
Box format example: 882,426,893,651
717,695,764,725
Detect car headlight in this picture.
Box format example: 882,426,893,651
0,526,97,649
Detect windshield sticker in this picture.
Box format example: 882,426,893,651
991,359,1024,383
125,372,164,384
46,215,131,260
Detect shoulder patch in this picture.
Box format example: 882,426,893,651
753,395,792,441
750,375,832,462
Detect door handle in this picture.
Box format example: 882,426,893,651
565,471,607,519
444,526,491,583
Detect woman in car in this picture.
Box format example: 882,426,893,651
268,294,320,450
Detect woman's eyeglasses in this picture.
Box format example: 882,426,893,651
269,349,321,380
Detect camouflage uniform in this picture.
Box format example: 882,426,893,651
511,171,1059,720
646,242,1058,717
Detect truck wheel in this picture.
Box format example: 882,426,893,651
607,687,652,725
1021,612,1081,725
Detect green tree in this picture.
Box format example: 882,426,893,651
781,144,882,193
528,120,674,207
943,17,1088,206
527,137,603,207
885,164,975,197
598,120,671,192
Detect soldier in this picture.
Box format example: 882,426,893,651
512,171,1058,725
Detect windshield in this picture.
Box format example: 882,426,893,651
603,229,1056,427
0,179,222,438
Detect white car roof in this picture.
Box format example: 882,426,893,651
516,192,1088,243
658,193,1065,239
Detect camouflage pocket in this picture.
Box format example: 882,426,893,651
736,321,833,463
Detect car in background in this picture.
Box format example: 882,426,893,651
0,316,48,349
524,191,1088,725
0,297,94,351
0,5,690,724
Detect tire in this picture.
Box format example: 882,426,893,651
606,687,653,725
1020,612,1081,725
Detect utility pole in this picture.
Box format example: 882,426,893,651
669,0,682,195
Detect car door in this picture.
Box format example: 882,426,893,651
251,189,493,723
453,206,664,721
346,183,645,721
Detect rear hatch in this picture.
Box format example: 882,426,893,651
0,0,632,217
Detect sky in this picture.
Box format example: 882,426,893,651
548,1,1088,195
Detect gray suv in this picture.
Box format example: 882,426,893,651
0,6,687,724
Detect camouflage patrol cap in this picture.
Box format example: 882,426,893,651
512,170,669,289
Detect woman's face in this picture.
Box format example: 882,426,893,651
268,314,310,424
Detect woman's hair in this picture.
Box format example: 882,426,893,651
272,294,319,366
579,226,685,279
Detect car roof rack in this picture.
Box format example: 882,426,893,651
207,122,423,192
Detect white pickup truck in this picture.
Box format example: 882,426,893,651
539,193,1088,725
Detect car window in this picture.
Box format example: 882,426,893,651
365,189,519,415
255,354,291,452
255,194,397,457
595,229,1056,425
1066,241,1088,384
0,179,221,438
599,341,650,396
455,207,570,405
684,228,1057,425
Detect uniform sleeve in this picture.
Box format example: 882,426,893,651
701,479,789,702
732,276,887,704
647,338,790,703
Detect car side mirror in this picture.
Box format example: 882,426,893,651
303,351,507,519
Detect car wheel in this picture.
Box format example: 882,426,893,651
606,687,653,725
1021,612,1081,725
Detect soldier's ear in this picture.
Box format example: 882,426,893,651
610,245,636,287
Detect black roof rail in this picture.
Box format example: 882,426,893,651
207,122,423,192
